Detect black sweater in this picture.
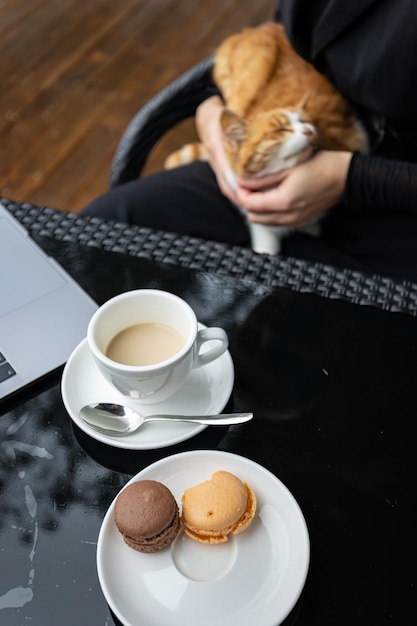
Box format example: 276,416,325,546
273,0,417,280
276,0,417,215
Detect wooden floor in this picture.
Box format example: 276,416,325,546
0,0,275,213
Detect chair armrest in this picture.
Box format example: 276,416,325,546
110,55,214,187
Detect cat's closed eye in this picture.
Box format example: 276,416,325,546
267,126,294,138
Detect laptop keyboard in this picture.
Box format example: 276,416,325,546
0,352,16,383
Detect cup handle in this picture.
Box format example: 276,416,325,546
193,327,228,368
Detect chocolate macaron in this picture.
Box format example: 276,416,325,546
114,480,180,553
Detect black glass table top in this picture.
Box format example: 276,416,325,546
0,199,416,626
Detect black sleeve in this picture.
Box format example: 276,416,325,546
344,152,417,214
203,79,222,101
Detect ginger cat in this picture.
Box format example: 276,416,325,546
165,23,368,254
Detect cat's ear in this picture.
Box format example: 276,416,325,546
220,109,248,144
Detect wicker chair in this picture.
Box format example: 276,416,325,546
109,56,214,188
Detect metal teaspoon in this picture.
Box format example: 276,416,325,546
79,402,253,436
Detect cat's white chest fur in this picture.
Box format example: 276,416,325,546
247,220,321,255
225,168,292,255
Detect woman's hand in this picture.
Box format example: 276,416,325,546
195,96,240,203
235,150,353,226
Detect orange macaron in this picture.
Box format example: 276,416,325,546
180,470,256,544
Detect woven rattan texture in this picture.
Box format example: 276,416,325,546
3,198,417,316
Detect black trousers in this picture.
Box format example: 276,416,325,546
82,162,417,283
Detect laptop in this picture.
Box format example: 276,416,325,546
0,203,98,401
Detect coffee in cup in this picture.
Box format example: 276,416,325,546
87,289,229,403
106,322,186,366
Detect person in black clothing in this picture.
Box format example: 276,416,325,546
82,0,417,283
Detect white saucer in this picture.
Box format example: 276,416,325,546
61,338,234,450
97,450,310,626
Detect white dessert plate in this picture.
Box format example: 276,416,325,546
97,450,310,626
61,333,234,450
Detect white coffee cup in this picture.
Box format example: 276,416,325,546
87,289,229,403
